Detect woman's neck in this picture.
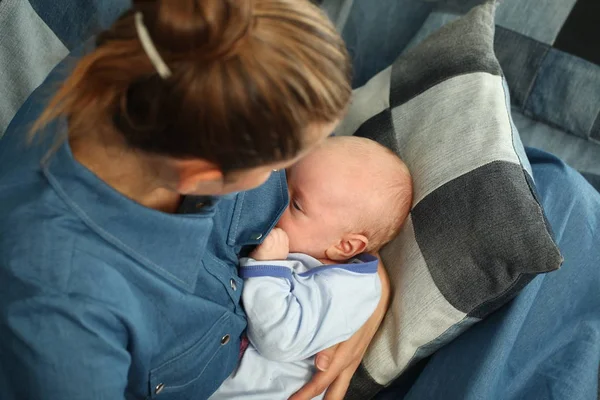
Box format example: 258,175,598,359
69,135,182,213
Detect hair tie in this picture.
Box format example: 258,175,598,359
134,12,172,79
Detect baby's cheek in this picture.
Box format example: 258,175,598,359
276,207,291,230
280,224,303,253
291,227,319,255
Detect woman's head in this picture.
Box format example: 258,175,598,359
35,0,351,194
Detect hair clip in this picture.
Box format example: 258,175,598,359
134,12,172,79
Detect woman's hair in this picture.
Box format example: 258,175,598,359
33,0,351,172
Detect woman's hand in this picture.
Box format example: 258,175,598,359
289,256,391,400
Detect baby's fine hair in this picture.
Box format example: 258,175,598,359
329,136,413,252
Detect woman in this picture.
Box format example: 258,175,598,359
0,0,389,399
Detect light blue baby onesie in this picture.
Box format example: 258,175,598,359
210,253,381,400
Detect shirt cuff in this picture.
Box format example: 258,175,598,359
238,258,294,280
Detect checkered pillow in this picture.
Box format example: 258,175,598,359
339,2,563,398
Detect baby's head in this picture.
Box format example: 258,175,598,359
277,136,412,261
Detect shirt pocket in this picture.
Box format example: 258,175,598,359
227,170,288,248
147,313,236,400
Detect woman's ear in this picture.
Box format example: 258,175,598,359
325,234,368,261
175,159,224,194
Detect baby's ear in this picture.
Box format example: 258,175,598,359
326,234,368,261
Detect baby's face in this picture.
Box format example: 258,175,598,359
277,136,413,259
276,145,359,258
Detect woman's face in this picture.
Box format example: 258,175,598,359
216,121,339,195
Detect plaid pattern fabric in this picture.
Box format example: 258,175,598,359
0,0,127,136
336,2,563,398
496,0,600,191
400,0,600,191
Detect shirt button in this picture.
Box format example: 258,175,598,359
221,334,231,345
155,383,165,394
230,279,237,291
251,233,263,241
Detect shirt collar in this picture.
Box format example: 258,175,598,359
42,140,214,293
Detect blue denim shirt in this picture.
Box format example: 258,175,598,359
0,87,288,399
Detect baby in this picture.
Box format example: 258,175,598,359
210,136,413,400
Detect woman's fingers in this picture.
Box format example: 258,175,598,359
289,339,363,400
323,362,358,400
315,343,339,371
289,356,359,400
288,359,343,400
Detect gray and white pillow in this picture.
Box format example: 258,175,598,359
339,1,563,398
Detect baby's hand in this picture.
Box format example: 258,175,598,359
250,228,289,261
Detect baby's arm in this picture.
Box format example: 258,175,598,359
240,229,382,363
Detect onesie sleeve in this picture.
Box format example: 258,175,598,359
239,255,381,362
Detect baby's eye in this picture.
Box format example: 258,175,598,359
292,199,302,211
